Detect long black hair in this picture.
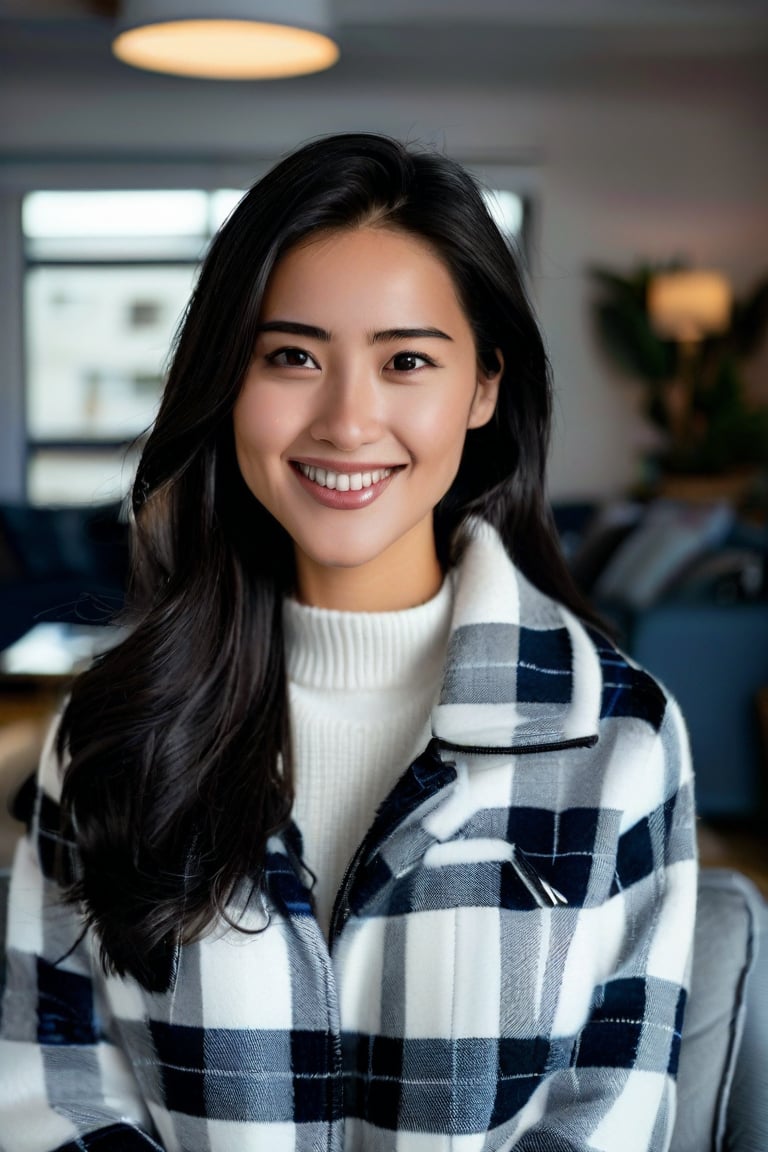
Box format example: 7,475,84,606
59,133,594,989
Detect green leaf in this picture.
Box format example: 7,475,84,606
588,261,768,474
594,301,674,382
731,277,768,357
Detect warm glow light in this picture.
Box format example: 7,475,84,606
648,270,732,343
112,19,339,79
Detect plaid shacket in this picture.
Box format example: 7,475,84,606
0,520,697,1151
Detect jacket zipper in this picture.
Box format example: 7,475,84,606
328,733,590,943
329,744,457,946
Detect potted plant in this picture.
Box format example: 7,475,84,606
589,263,768,502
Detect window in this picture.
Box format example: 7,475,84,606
22,183,526,505
22,189,242,505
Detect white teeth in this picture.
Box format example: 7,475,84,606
297,463,393,490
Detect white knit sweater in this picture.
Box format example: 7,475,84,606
283,575,454,935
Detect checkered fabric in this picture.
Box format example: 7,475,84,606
0,520,697,1151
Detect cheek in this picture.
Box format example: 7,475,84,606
233,389,292,466
401,386,475,463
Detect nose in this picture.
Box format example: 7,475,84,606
309,365,382,451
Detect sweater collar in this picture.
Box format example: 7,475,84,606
431,519,602,754
283,575,453,693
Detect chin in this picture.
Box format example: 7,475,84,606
302,545,386,571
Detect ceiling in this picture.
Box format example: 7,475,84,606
1,0,767,89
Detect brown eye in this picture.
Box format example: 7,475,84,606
269,347,318,368
387,352,434,372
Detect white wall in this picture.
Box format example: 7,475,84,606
1,64,766,501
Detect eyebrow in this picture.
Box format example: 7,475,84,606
370,326,453,344
257,320,331,342
256,320,453,344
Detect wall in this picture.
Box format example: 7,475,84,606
0,61,766,502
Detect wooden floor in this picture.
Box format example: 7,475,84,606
698,818,768,898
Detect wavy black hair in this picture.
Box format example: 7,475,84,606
59,133,595,989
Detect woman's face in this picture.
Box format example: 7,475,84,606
233,225,502,611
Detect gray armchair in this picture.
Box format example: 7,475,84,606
673,868,767,1152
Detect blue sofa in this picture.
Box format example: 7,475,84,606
0,502,128,652
555,499,768,817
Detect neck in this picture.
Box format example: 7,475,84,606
293,530,444,612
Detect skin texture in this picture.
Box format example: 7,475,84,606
233,225,502,611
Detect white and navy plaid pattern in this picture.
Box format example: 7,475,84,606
0,520,697,1151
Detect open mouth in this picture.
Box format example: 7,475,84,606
293,462,398,491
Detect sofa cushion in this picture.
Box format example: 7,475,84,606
672,869,764,1152
726,888,768,1152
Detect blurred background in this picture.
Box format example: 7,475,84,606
0,0,766,877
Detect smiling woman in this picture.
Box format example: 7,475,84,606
0,134,696,1152
235,226,501,610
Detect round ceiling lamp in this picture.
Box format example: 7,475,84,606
112,0,340,80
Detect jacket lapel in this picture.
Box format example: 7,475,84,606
432,520,602,754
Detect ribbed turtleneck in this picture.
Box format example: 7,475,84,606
283,575,454,936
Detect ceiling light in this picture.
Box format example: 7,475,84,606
112,0,339,80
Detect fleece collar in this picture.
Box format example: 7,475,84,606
431,520,602,754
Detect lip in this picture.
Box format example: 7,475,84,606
291,460,401,510
291,457,404,474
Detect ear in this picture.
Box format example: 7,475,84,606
467,348,504,430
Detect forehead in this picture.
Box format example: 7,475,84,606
260,226,468,325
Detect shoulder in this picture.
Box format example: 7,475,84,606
587,624,671,734
586,624,691,769
570,625,694,849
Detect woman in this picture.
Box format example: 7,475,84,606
0,134,696,1151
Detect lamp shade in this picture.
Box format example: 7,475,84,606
648,270,732,343
112,0,339,79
